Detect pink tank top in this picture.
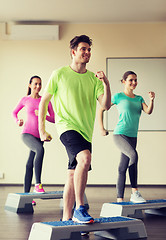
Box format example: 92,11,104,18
13,96,55,138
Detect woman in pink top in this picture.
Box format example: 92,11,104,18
13,76,55,198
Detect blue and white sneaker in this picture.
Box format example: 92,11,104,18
72,205,94,224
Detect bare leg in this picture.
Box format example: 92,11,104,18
117,198,123,202
63,149,91,220
62,169,75,221
74,149,91,209
132,188,138,193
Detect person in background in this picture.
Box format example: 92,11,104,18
99,71,155,203
38,35,111,223
12,76,55,205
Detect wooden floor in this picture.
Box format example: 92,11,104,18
0,185,166,240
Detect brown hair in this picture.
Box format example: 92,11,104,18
27,75,41,95
121,71,137,83
70,35,92,51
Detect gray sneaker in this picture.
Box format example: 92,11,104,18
130,191,146,203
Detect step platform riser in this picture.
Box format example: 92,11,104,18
5,191,63,214
4,191,89,214
100,199,166,219
28,217,147,240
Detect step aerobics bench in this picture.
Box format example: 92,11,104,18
28,217,147,240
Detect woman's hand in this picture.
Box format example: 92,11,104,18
17,119,24,127
101,129,109,136
148,91,155,101
35,110,39,116
142,91,155,114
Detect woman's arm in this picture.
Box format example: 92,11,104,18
12,98,25,126
39,92,53,141
46,101,55,123
142,91,155,114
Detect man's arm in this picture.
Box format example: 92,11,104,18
39,91,53,141
96,71,111,110
98,107,109,136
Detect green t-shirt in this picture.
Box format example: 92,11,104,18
112,92,145,137
45,66,104,142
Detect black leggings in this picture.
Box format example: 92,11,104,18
113,134,138,198
22,133,44,192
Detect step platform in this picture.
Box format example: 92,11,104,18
100,199,166,219
28,217,147,240
5,191,63,214
5,191,89,214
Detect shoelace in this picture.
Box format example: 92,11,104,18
39,184,43,189
135,191,141,197
79,208,91,217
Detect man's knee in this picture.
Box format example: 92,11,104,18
76,150,91,170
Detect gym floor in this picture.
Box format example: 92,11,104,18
0,185,166,240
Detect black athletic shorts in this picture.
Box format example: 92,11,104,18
60,130,92,170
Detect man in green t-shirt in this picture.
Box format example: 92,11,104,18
39,35,111,224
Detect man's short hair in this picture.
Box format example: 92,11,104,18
70,35,92,50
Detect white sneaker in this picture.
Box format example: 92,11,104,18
130,191,146,203
81,232,89,236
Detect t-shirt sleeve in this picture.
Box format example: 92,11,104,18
111,93,118,105
95,77,104,99
140,96,145,103
45,70,58,95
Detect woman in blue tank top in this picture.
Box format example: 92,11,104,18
99,71,155,203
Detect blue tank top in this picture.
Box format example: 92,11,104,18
112,92,145,137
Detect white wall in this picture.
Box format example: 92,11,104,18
0,23,166,185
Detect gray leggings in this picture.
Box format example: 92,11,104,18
22,133,44,192
113,134,138,198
